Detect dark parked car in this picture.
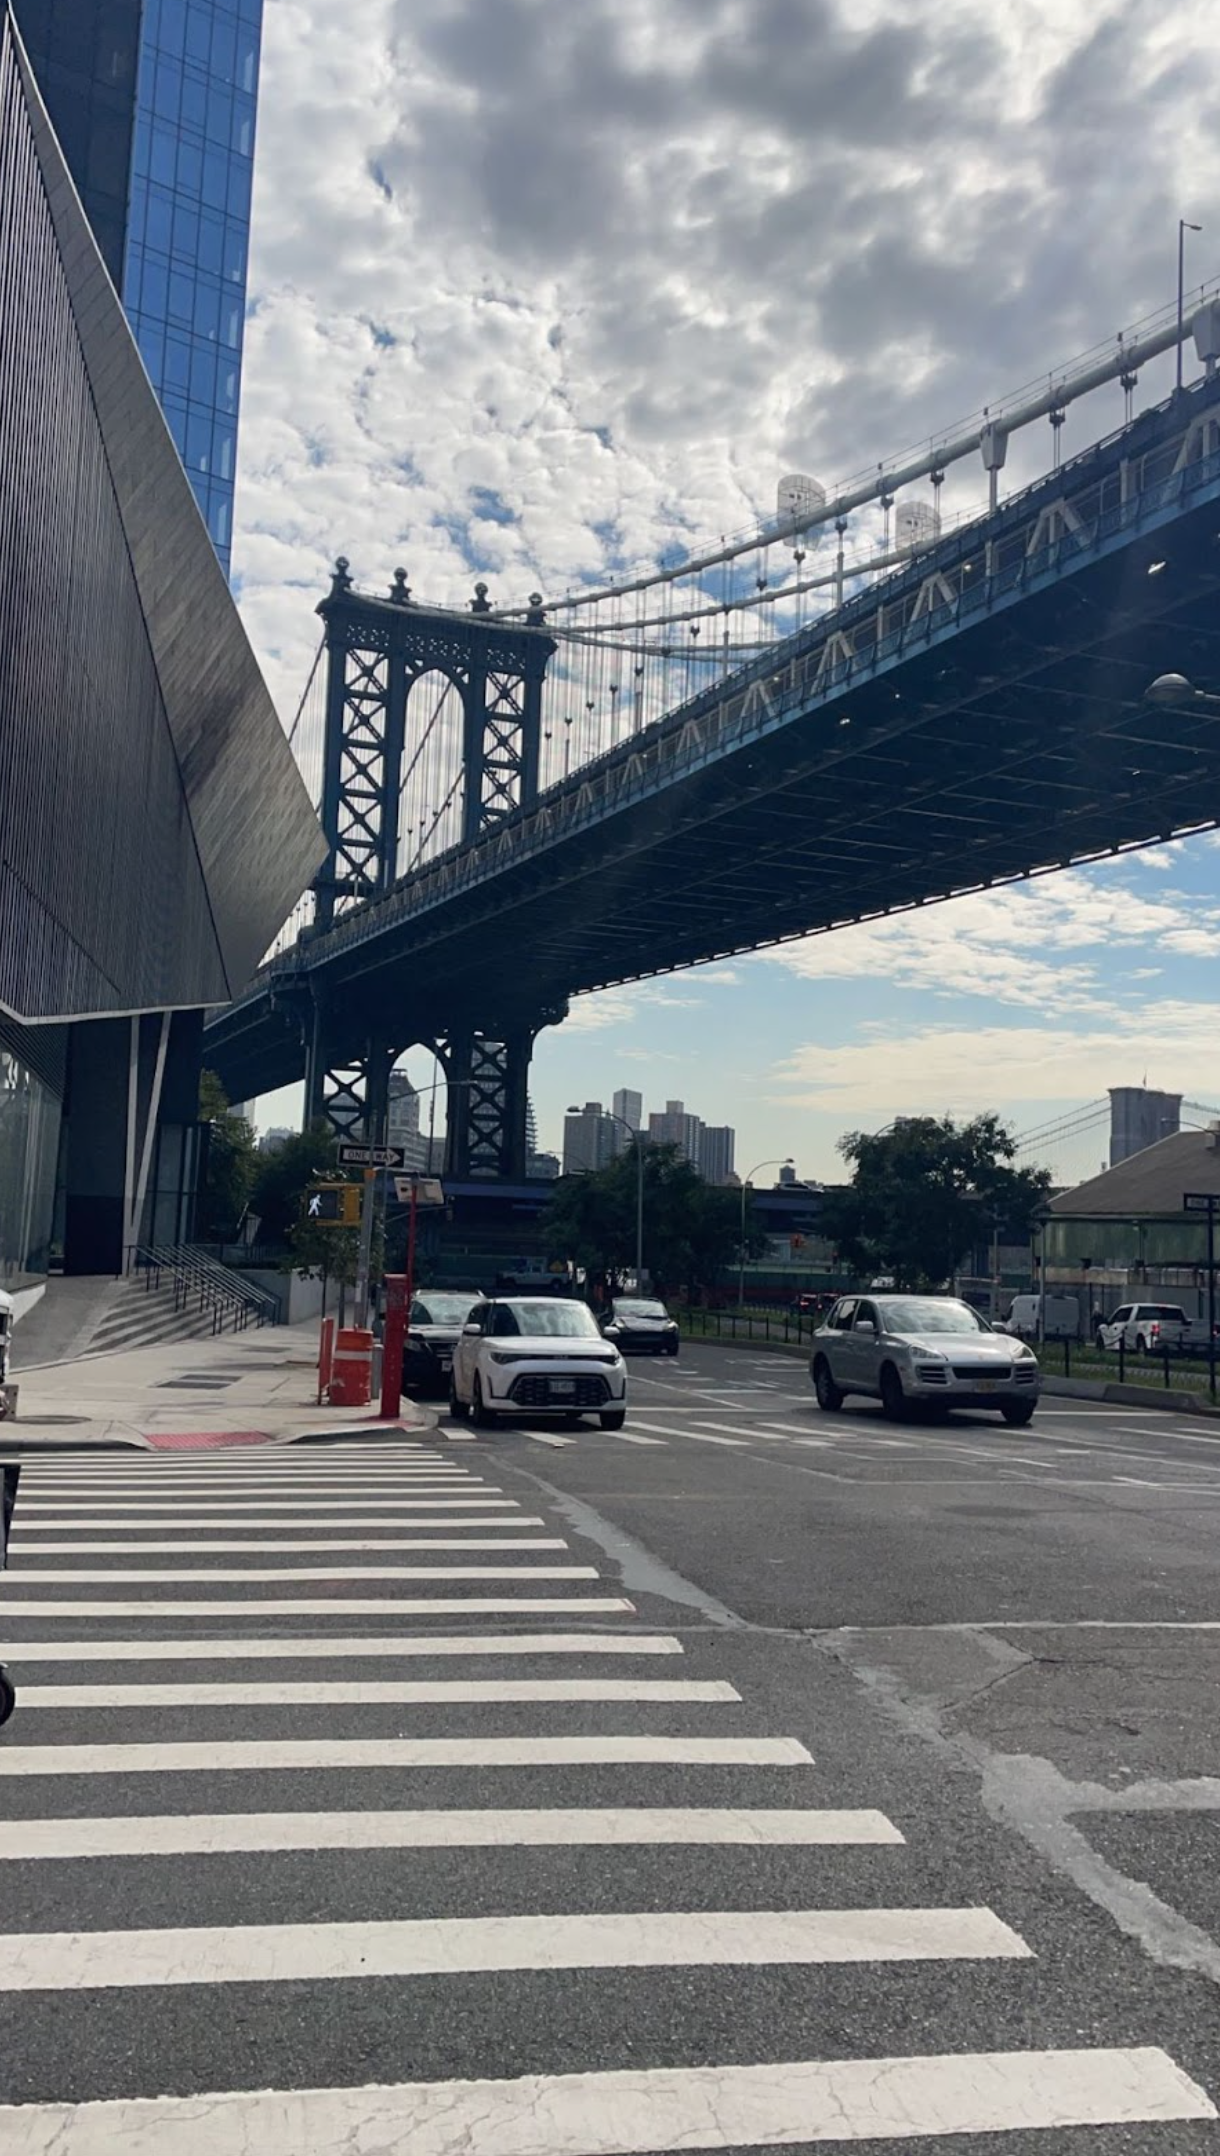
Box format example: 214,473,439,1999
404,1289,484,1394
600,1298,680,1356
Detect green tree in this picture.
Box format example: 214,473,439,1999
544,1143,758,1301
249,1122,338,1244
818,1113,1051,1291
196,1070,258,1242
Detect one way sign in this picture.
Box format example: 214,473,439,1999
336,1142,407,1169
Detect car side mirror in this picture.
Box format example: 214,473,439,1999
855,1318,876,1334
461,1323,481,1337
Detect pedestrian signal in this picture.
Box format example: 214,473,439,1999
304,1182,361,1226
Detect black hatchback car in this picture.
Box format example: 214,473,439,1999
404,1289,484,1394
600,1298,680,1356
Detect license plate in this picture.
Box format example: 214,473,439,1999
438,1355,452,1371
551,1379,577,1396
977,1380,998,1393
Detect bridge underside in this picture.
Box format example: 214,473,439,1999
207,420,1220,1109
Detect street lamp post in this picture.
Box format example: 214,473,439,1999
738,1157,793,1310
1178,220,1202,393
567,1106,645,1287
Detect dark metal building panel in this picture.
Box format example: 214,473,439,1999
0,11,324,1024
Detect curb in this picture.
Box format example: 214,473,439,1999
1041,1374,1220,1417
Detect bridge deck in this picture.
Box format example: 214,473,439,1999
208,377,1220,1101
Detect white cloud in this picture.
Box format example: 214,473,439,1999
761,864,1220,1009
769,999,1220,1116
234,0,1220,725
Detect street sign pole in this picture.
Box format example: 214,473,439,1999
1209,1204,1216,1404
1183,1193,1218,1401
355,1169,375,1329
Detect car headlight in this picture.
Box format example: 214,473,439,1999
1013,1343,1036,1360
489,1350,522,1366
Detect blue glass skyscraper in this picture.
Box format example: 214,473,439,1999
13,0,262,575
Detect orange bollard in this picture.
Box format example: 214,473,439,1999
329,1326,374,1407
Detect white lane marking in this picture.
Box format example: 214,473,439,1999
9,1538,570,1556
5,1633,681,1663
616,1431,667,1446
0,1805,902,1860
17,1678,741,1709
0,1596,635,1619
0,1734,810,1776
0,1905,1029,1990
14,1497,517,1513
792,1437,833,1448
9,1518,546,1535
0,2047,1209,2151
530,1434,576,1448
625,1420,748,1446
4,1564,599,1582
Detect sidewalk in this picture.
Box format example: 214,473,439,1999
0,1322,431,1449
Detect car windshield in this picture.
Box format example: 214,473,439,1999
878,1298,990,1335
613,1301,668,1318
495,1302,602,1339
411,1294,479,1326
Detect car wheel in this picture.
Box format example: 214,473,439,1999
0,1664,14,1728
879,1363,909,1422
1001,1400,1035,1427
470,1376,499,1429
599,1409,627,1430
1135,1333,1149,1355
447,1379,470,1423
812,1357,844,1412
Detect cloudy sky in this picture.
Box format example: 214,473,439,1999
232,0,1220,1182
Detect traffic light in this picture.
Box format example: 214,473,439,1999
303,1182,361,1227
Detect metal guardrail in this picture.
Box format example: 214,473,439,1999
680,1309,818,1346
133,1246,280,1334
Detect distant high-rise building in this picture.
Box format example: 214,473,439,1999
563,1102,617,1176
612,1088,643,1133
1109,1087,1182,1166
14,0,264,573
698,1125,736,1186
387,1071,429,1171
648,1098,703,1165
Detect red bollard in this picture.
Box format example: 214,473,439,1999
381,1273,408,1421
318,1315,336,1406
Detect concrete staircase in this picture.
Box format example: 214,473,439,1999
84,1273,226,1357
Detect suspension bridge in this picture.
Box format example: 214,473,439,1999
205,291,1220,1178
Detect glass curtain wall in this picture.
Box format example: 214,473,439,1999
0,1039,62,1288
122,0,262,572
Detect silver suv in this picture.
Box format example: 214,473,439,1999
811,1294,1041,1424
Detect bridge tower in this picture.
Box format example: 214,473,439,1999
304,562,558,1177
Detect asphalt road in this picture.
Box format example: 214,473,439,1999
0,1342,1218,2151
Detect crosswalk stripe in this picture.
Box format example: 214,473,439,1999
0,1806,900,1858
4,1633,682,1662
0,1905,1029,1989
530,1433,576,1447
7,1526,551,1543
0,1734,811,1775
15,1678,741,1708
3,2048,1205,2152
615,1431,666,1445
626,1420,748,1446
3,1564,600,1581
8,1537,569,1554
0,1596,636,1618
14,1496,519,1512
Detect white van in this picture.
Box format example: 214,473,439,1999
1004,1292,1079,1341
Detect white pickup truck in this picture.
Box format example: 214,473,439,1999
1094,1302,1216,1355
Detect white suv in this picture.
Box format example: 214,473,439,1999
449,1297,627,1430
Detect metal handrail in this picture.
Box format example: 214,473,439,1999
133,1246,280,1332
